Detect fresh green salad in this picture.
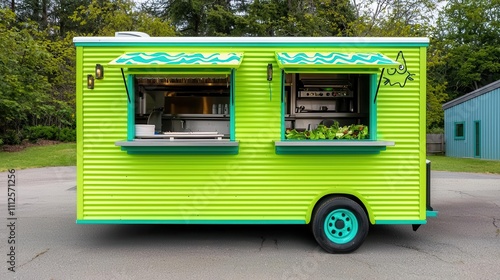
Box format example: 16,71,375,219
285,122,369,140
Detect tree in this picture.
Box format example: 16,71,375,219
244,0,356,36
426,39,448,131
0,9,55,141
349,0,442,36
142,0,248,36
436,0,500,99
52,0,93,37
70,0,175,36
0,0,17,12
143,0,356,37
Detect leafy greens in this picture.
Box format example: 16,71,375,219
285,122,369,140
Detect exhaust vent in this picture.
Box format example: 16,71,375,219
115,31,150,37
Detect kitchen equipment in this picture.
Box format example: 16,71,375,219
295,106,305,113
298,89,353,98
320,119,336,127
147,108,163,133
336,98,350,112
161,131,223,140
297,77,353,98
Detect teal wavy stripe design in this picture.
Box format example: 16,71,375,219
276,52,398,66
110,52,243,66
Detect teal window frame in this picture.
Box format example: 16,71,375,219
454,122,465,140
117,68,239,155
369,74,377,140
127,74,136,140
275,70,394,155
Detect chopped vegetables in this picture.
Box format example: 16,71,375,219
285,122,369,140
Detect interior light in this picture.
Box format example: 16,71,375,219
95,64,104,79
87,74,94,89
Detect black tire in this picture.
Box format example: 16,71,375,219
311,197,369,253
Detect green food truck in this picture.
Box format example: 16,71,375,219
73,32,437,253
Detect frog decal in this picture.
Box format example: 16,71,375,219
383,51,415,87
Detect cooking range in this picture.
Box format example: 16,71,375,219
295,79,355,113
296,77,353,98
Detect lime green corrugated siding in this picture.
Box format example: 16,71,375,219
78,45,425,223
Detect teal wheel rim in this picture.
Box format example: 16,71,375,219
324,209,358,244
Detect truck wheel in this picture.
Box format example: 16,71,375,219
312,197,369,253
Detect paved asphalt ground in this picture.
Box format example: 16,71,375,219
0,167,499,280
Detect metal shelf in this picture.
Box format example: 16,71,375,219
289,113,368,119
163,114,230,120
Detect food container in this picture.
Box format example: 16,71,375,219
135,124,155,137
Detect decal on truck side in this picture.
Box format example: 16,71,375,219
383,51,415,88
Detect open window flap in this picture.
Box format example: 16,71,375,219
120,68,131,103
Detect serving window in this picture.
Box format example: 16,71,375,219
133,74,232,139
283,73,372,137
273,52,396,154
108,52,242,154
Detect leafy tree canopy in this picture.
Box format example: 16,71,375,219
435,0,500,99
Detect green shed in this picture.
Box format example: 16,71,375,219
73,33,435,253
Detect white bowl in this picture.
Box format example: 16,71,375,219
135,124,155,137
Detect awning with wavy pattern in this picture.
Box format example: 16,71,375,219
275,52,399,73
108,52,243,69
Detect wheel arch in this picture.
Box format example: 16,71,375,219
306,190,374,225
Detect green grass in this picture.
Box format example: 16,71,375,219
427,155,500,174
0,143,76,172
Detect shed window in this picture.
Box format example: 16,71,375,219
454,122,465,140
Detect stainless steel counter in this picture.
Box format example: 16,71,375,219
163,114,230,120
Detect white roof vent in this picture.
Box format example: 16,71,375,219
115,31,150,38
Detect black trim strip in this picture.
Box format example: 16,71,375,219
374,68,385,103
